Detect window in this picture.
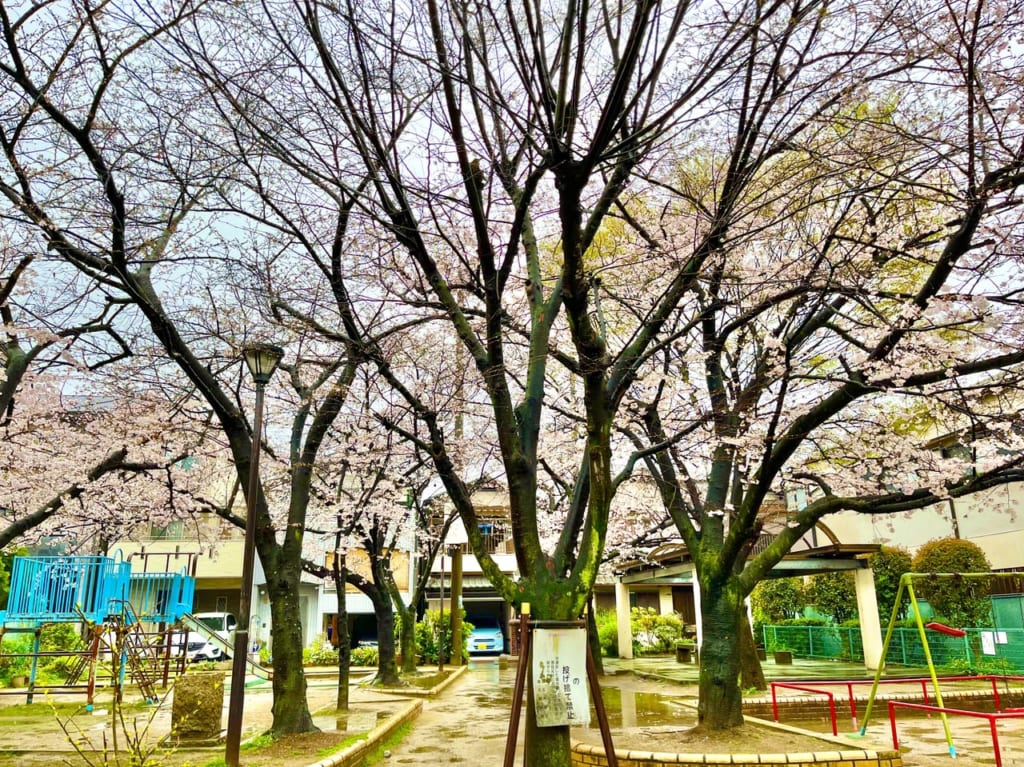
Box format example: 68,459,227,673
150,520,185,540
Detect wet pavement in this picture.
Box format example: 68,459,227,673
383,659,522,765
382,656,1024,767
1,656,1021,766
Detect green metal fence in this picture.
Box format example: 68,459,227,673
761,624,1024,673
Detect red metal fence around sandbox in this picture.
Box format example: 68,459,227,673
770,675,1024,734
887,700,1024,767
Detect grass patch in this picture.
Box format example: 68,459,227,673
199,734,276,766
361,722,411,766
0,701,152,718
316,731,368,757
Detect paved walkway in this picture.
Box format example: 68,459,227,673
381,656,1024,767
2,656,1021,766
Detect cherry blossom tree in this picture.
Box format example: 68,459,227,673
166,0,1023,759
302,405,419,688
7,3,1021,763
612,0,1024,726
0,371,221,552
0,1,367,734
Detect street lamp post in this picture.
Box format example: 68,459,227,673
225,343,284,767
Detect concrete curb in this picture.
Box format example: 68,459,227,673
305,698,423,767
302,665,468,766
368,664,470,698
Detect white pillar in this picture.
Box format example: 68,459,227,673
615,580,633,659
854,566,884,670
659,586,674,615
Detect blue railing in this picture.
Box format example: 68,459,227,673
0,555,131,624
127,569,195,623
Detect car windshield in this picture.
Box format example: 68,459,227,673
197,616,225,631
472,619,499,630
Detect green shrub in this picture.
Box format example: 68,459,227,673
350,645,379,666
751,578,806,633
414,609,471,664
0,633,32,686
807,571,857,624
630,607,684,655
776,617,828,626
869,546,913,623
912,538,992,627
303,643,340,666
595,609,618,657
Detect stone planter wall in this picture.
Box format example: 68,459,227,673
570,743,902,767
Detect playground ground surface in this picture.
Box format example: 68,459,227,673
0,655,1022,767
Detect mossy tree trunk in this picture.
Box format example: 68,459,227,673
739,610,766,692
332,551,351,711
266,580,317,734
363,573,402,686
391,593,418,674
695,576,746,730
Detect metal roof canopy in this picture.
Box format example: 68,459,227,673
619,543,881,586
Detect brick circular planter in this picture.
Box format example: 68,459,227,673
571,741,902,767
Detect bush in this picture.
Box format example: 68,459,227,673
630,607,684,655
751,578,806,635
807,571,856,624
303,635,340,666
869,546,913,623
350,645,379,666
414,609,471,664
0,633,36,686
912,537,992,627
595,609,618,657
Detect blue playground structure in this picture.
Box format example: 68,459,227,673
0,553,197,705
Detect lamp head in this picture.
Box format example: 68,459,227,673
241,343,285,385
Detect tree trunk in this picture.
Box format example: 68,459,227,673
524,652,572,767
267,587,317,735
333,557,350,711
373,598,402,686
385,569,418,675
517,591,590,767
738,610,766,691
398,603,417,674
696,580,745,730
587,595,603,675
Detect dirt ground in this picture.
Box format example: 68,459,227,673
1,662,1022,767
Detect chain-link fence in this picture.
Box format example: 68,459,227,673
761,624,1024,673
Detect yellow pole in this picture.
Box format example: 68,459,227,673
906,580,956,757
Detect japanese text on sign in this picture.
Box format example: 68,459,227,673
532,627,590,727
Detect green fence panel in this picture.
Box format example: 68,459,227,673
761,624,1024,673
992,596,1024,630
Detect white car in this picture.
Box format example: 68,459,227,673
184,611,237,662
184,635,225,662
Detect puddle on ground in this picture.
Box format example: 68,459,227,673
579,686,694,729
311,709,387,732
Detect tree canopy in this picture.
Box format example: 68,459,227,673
2,0,1022,761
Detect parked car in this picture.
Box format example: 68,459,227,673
183,611,237,662
184,635,225,662
467,618,504,655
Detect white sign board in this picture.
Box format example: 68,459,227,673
981,631,996,656
532,627,590,727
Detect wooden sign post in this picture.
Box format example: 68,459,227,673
503,603,618,767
